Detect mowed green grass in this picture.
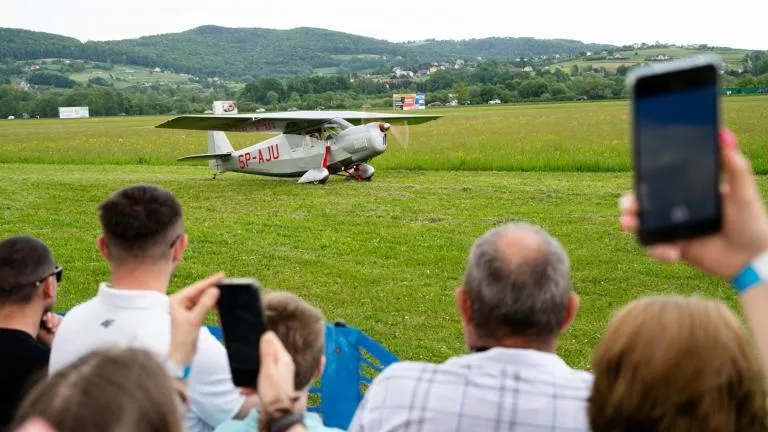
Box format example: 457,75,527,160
0,164,745,369
2,96,768,172
0,98,763,370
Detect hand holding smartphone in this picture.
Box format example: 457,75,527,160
628,55,724,245
215,278,268,389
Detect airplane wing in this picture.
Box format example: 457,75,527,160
155,110,442,133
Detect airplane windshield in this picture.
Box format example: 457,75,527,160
320,118,352,140
285,118,352,138
329,118,353,129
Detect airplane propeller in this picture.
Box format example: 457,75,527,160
361,108,410,150
386,120,410,150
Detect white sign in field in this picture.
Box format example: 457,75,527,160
212,101,238,115
58,106,90,119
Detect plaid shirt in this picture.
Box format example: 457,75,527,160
348,347,593,432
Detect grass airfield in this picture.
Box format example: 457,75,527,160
1,97,765,369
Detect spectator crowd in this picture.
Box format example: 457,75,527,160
2,128,768,432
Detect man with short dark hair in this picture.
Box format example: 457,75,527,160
348,222,593,431
49,184,258,432
215,291,342,432
0,235,62,429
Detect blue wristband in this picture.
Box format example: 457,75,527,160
166,360,192,380
731,266,761,294
731,251,768,294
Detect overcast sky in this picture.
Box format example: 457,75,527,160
4,0,767,50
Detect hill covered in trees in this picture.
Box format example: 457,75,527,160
2,25,766,120
0,26,614,78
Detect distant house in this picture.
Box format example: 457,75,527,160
29,65,40,70
522,66,534,72
153,67,161,72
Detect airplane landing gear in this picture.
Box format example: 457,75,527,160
343,163,375,181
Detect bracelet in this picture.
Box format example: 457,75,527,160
268,412,304,432
731,250,768,294
165,359,192,381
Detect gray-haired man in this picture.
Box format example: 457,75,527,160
348,223,593,431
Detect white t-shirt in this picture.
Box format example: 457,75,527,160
49,283,246,432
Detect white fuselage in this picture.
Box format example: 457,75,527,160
220,122,387,177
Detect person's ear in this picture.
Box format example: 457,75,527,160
97,235,109,261
455,287,473,327
560,292,580,333
41,276,56,303
171,234,188,264
314,355,326,380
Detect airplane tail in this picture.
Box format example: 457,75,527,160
176,131,234,173
207,131,234,171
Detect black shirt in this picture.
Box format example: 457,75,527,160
0,328,50,430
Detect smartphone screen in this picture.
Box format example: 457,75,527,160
215,278,267,389
632,61,721,244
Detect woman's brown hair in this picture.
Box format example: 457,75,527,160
589,296,768,432
11,347,183,432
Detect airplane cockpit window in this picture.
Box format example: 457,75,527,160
329,118,353,129
321,118,351,140
322,124,342,139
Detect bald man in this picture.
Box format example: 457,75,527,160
348,223,593,432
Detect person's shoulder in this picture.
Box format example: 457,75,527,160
0,329,50,363
551,355,594,382
365,359,452,388
60,296,98,318
213,419,252,432
562,366,595,385
213,409,257,432
305,412,345,432
317,425,346,432
378,359,442,375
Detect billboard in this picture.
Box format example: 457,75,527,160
213,100,238,114
58,107,89,119
392,93,426,110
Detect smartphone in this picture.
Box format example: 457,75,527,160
215,278,267,389
628,55,723,245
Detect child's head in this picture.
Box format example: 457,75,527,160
263,291,326,391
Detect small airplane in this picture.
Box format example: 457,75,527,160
155,110,441,184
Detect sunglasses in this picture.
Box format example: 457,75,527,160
33,265,63,287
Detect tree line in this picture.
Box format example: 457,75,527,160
3,55,768,119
